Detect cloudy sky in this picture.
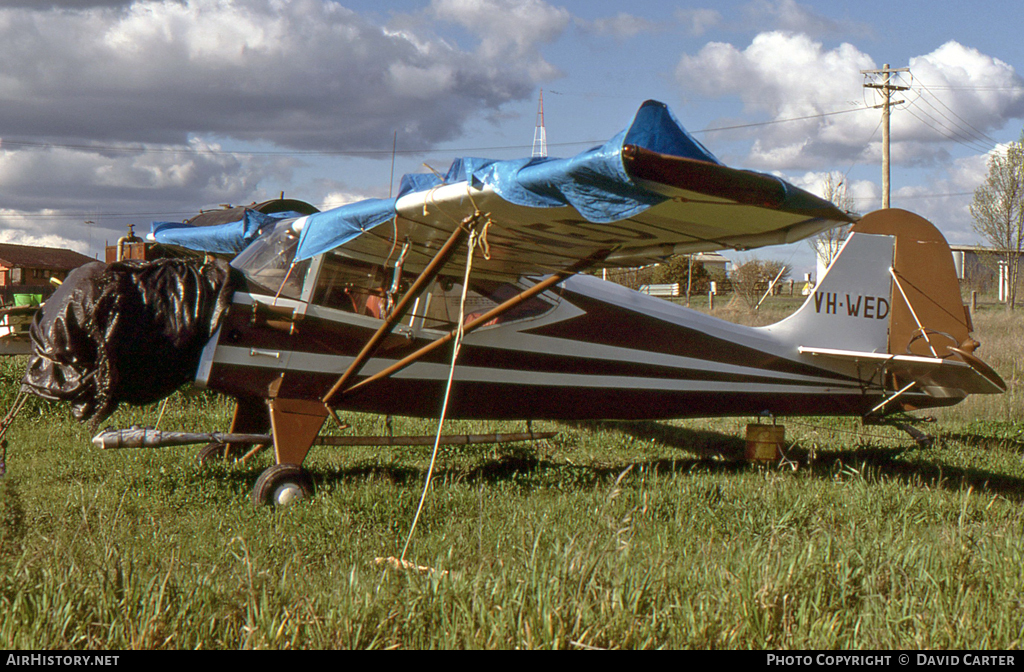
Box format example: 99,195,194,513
1,0,1022,274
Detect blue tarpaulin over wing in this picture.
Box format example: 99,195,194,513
151,209,301,255
290,100,720,262
292,197,398,264
150,101,720,260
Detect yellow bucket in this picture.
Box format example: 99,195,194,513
745,424,784,462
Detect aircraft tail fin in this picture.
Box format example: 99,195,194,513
770,209,974,358
768,217,895,354
768,208,1004,396
853,208,974,358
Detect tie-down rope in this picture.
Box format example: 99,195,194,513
400,222,482,563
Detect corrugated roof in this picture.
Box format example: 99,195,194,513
0,243,94,270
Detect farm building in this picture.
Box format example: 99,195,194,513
948,244,1016,293
690,251,729,275
0,242,95,305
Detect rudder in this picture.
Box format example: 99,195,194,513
853,208,972,357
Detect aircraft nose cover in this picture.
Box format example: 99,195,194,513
21,258,234,425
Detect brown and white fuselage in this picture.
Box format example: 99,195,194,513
195,210,1001,423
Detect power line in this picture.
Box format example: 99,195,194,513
4,188,980,225
912,78,1000,145
694,105,875,134
914,85,1024,91
0,106,877,158
902,103,992,155
904,100,992,153
849,190,975,202
0,138,559,157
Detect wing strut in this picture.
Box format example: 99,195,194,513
335,249,609,403
321,214,478,413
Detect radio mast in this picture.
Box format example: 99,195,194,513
532,90,547,158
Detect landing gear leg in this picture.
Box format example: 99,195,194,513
251,398,327,507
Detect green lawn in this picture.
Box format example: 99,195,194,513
0,304,1021,649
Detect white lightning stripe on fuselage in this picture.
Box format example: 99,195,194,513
209,344,862,394
228,291,854,388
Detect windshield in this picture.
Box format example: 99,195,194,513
231,220,310,299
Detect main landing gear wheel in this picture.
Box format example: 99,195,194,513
252,463,314,507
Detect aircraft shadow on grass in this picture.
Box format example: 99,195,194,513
211,420,1024,505
212,421,748,496
596,419,1024,504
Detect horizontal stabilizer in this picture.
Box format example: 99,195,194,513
799,346,1005,395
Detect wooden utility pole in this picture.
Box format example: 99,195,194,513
862,64,909,208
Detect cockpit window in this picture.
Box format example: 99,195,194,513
312,251,385,317
417,277,555,330
231,220,310,299
306,251,556,329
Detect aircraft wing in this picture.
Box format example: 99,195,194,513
288,100,855,280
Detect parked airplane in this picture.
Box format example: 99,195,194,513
20,101,1004,505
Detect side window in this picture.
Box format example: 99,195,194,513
311,252,385,317
306,257,558,329
418,278,555,330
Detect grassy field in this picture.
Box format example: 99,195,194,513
0,300,1022,649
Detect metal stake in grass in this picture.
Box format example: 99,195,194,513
0,390,30,477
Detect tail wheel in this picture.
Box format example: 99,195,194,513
196,442,247,467
905,328,959,358
252,463,314,507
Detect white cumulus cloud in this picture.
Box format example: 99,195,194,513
0,0,577,250
430,0,570,60
0,0,558,151
676,32,1024,171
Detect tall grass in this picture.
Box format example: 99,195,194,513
933,306,1024,426
0,306,1020,649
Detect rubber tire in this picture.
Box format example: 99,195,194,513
196,442,227,468
251,463,314,507
196,442,246,468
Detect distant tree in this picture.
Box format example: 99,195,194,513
730,258,789,310
809,171,855,268
652,256,711,295
971,132,1024,310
